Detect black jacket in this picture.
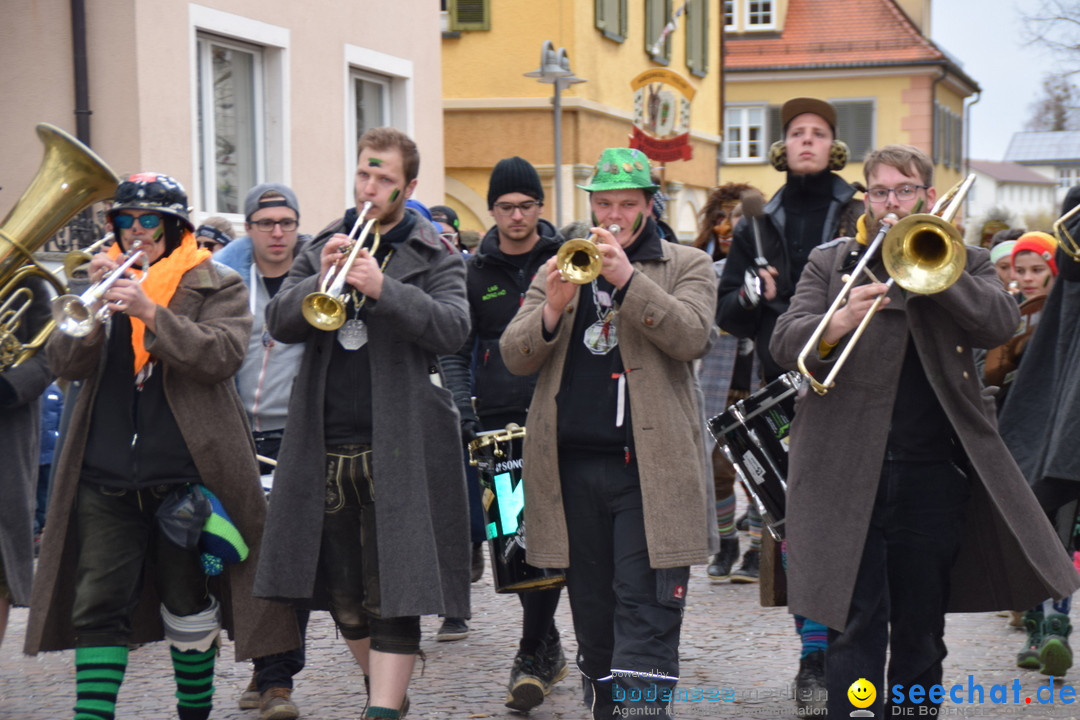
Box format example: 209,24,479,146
716,171,855,380
440,219,563,425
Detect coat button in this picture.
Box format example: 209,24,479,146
521,346,531,355
565,304,574,313
956,345,963,353
645,317,654,326
962,371,969,379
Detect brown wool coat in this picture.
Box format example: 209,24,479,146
501,241,718,569
770,239,1080,631
24,260,300,660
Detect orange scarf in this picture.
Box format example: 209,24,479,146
107,231,211,373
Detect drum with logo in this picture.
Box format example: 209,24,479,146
708,371,801,540
468,424,565,593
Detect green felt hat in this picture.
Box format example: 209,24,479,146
577,148,659,192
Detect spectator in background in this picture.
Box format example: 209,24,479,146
431,205,464,253
459,229,480,253
34,382,64,544
195,216,235,253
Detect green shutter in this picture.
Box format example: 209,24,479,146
597,0,627,41
834,101,874,162
449,0,490,31
685,0,709,77
646,0,672,61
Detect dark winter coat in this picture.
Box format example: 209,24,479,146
25,259,299,659
770,239,1080,631
717,173,855,379
0,276,53,606
253,209,473,619
440,219,562,423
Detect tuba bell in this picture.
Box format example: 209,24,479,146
0,123,120,369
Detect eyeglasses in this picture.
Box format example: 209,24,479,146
113,213,162,230
198,240,223,250
493,201,542,216
251,218,299,232
439,232,459,244
866,184,928,203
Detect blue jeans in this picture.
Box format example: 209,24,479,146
72,481,210,648
825,458,971,719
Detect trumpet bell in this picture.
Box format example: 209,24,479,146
556,238,602,284
50,294,95,338
881,213,966,295
301,292,347,331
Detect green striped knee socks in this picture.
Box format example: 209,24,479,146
74,645,128,720
170,645,217,720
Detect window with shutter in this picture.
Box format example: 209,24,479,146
449,0,490,31
685,0,709,77
597,0,628,42
646,0,672,62
834,101,874,163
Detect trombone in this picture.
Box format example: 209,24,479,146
1053,202,1080,260
795,174,974,395
555,224,621,284
51,240,150,337
301,202,379,331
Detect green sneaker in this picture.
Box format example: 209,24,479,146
1017,611,1044,670
1039,613,1073,677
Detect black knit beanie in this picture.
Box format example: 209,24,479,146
487,156,544,208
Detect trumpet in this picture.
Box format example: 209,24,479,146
63,232,114,280
301,202,379,331
51,240,149,338
556,224,621,284
795,174,973,395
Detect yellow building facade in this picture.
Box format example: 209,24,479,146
441,0,722,241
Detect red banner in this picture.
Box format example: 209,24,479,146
629,127,693,163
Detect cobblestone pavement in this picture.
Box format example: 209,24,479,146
2,530,1079,719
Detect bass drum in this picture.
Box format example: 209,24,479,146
469,424,565,593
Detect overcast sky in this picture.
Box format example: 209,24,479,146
931,0,1062,161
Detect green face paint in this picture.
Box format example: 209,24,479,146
631,212,643,233
912,198,925,214
590,212,599,228
389,188,400,203
368,157,384,167
152,226,164,241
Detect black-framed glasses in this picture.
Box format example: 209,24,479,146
251,218,299,232
113,213,162,230
866,184,928,202
493,201,542,216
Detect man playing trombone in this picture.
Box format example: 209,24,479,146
770,145,1080,718
253,127,470,720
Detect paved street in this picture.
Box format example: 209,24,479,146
2,520,1079,719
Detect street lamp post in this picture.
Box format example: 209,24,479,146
525,41,585,229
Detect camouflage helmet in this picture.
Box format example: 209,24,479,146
109,172,193,230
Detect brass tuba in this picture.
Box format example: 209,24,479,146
0,123,120,369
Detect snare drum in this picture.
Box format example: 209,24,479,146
468,425,566,593
708,371,800,540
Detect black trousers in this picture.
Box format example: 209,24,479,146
825,458,971,719
559,451,687,719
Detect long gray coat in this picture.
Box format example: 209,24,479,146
253,211,472,619
771,239,1080,631
25,259,300,660
0,276,53,606
501,240,717,569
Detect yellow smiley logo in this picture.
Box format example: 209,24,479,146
847,678,876,709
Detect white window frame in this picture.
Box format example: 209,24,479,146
189,5,289,223
725,105,767,164
343,45,414,208
745,0,775,30
723,0,738,30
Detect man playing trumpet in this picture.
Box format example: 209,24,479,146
254,127,470,720
770,145,1080,718
501,147,716,719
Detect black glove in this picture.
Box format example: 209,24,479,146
461,418,480,446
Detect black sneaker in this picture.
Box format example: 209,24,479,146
471,542,485,583
794,649,827,715
730,548,760,583
436,617,470,641
707,537,740,580
506,652,545,712
535,631,569,691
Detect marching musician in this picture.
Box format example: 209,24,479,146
26,172,298,720
501,147,716,719
439,156,568,712
770,144,1080,718
253,127,470,720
